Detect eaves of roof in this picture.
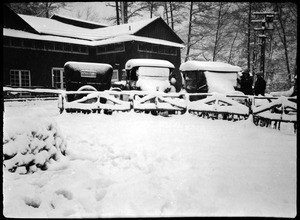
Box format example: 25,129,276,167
3,28,185,48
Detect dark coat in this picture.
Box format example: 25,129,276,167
254,76,266,96
240,75,253,95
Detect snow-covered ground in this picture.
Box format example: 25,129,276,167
3,99,297,218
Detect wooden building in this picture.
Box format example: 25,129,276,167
3,5,184,90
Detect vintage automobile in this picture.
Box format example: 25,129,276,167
64,61,113,101
179,60,243,94
122,58,177,92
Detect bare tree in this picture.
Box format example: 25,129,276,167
274,3,292,86
137,2,161,18
106,1,148,24
115,1,120,25
185,2,194,62
7,2,69,18
75,5,101,22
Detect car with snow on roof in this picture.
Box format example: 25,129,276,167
122,58,177,92
179,61,250,120
58,61,131,114
180,61,243,95
119,58,186,115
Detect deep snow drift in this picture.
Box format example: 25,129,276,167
3,100,296,218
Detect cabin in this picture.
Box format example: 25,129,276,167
3,5,184,90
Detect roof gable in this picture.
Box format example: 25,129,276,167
3,4,38,33
135,17,184,44
90,17,158,40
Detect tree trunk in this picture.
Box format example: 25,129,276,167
164,2,169,25
213,3,222,61
150,3,153,18
185,2,193,62
120,1,128,23
115,1,120,25
169,2,174,30
228,22,239,64
247,2,252,70
276,3,291,85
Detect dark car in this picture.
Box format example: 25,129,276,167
64,61,113,92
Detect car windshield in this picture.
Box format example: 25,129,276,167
137,67,170,79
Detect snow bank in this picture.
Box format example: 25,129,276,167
3,116,67,174
3,100,297,218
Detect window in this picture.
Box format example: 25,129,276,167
10,38,22,47
115,43,125,51
97,46,106,54
52,68,65,89
23,39,34,48
55,42,63,51
3,38,10,46
96,43,125,54
10,70,31,87
44,41,54,50
138,42,177,56
35,40,44,49
107,44,114,52
79,46,88,53
64,44,72,51
111,69,119,82
72,44,80,52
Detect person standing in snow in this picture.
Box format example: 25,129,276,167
254,74,266,96
240,69,253,95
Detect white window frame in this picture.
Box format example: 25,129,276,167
52,67,65,89
9,70,31,87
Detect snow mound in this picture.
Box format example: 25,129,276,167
3,117,67,174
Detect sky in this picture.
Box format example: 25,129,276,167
57,2,162,26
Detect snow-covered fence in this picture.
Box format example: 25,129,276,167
59,90,132,114
3,117,67,174
185,92,250,120
4,87,297,131
132,92,186,114
58,90,187,115
4,86,62,101
250,96,297,132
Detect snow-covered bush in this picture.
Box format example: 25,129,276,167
3,117,67,174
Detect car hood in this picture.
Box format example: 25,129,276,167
136,77,171,92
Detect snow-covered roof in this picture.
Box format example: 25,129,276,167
11,14,184,49
93,35,184,48
17,14,161,41
125,59,175,70
89,17,159,40
50,14,108,27
180,61,242,73
18,14,98,40
4,28,94,45
3,28,184,48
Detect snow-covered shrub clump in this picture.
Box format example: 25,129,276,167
3,117,67,174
